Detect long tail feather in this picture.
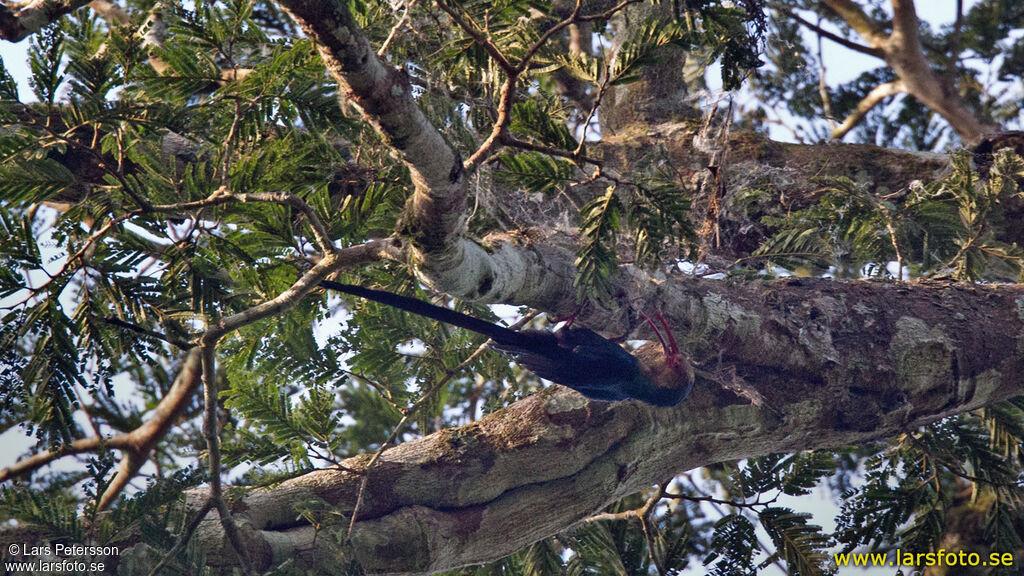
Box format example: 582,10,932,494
320,280,531,348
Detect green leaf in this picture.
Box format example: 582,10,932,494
759,507,834,576
495,151,576,194
575,185,622,302
705,513,758,576
28,23,65,103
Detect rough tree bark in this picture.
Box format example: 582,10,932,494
109,277,1024,575
0,0,93,41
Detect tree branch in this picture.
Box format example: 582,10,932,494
831,79,906,139
199,344,255,575
0,0,92,41
819,0,887,47
0,348,202,496
819,0,996,142
96,347,203,509
501,134,602,166
377,0,419,57
99,316,192,350
275,0,586,313
0,436,107,483
433,1,516,74
1,237,394,504
889,0,921,49
883,0,995,141
144,498,216,576
785,7,884,58
102,276,1024,575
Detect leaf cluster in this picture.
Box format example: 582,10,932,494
754,149,1024,280
575,172,696,302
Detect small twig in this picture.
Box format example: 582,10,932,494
439,0,640,172
338,369,401,408
831,80,906,139
574,66,611,156
732,250,835,266
100,316,191,350
434,0,515,74
27,209,143,297
378,0,419,57
783,7,884,58
883,213,904,281
501,134,602,167
678,474,789,573
514,0,582,74
203,242,390,341
20,187,335,305
464,77,516,171
903,434,1024,488
198,344,254,575
583,483,668,574
815,15,836,131
145,498,216,576
219,91,243,188
344,309,538,540
818,0,887,47
660,486,770,511
639,486,668,576
72,377,104,440
584,486,662,524
150,188,336,254
576,0,643,24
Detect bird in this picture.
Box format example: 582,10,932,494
320,280,694,406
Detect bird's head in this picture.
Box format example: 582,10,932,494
641,311,695,390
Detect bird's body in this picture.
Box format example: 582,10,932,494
321,281,693,406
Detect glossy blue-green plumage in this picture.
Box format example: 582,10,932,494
321,281,691,406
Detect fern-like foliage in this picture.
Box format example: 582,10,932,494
930,150,1024,281
705,513,758,576
758,507,835,576
576,185,624,301
756,149,1024,280
496,150,577,195
0,485,83,542
575,172,696,301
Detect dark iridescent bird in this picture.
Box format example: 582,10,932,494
320,281,694,406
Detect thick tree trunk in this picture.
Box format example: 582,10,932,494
104,277,1024,575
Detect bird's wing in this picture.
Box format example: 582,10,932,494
556,327,641,378
491,327,642,401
